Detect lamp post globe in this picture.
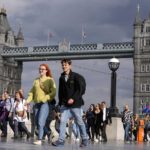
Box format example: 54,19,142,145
108,58,120,72
108,58,120,117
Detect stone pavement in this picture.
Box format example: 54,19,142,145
0,137,149,150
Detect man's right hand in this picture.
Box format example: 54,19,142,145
67,98,74,105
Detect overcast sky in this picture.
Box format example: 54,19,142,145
2,0,150,111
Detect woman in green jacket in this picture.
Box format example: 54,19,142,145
26,64,56,145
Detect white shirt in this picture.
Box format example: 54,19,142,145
13,99,27,122
103,107,106,121
65,74,69,82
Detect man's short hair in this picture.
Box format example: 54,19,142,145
61,58,72,65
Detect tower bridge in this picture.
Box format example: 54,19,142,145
0,6,150,114
1,42,134,61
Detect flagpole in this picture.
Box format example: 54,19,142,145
47,29,50,46
81,33,83,44
81,25,84,44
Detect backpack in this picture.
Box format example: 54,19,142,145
77,73,86,95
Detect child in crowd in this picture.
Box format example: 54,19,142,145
13,91,31,139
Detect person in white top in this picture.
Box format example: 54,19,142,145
13,91,31,139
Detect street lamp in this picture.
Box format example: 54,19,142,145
108,58,120,117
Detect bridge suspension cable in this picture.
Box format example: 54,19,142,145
72,64,133,81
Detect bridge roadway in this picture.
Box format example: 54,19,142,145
1,42,134,61
0,137,149,150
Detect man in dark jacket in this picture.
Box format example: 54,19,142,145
52,58,88,147
101,101,112,142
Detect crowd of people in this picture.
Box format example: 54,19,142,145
0,91,112,144
122,104,150,143
0,58,150,148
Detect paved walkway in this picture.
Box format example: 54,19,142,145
0,137,149,150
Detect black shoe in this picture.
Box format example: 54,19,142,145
80,139,88,147
27,132,31,139
143,139,148,142
12,135,19,139
103,139,107,143
47,131,51,141
52,140,65,147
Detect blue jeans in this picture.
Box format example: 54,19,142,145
59,106,87,141
124,122,131,141
34,102,49,140
72,123,80,138
44,104,55,135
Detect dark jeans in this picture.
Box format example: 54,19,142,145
87,123,95,140
94,123,101,139
0,110,9,122
30,113,35,136
133,129,138,141
101,122,107,141
14,120,30,137
144,126,150,141
2,115,14,135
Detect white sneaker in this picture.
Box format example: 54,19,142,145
75,138,80,142
94,139,99,142
33,140,42,145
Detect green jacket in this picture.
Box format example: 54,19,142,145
27,76,56,103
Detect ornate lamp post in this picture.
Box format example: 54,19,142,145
108,58,120,117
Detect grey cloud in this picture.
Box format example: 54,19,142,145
6,0,138,45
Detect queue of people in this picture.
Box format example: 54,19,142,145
0,58,149,148
86,102,112,142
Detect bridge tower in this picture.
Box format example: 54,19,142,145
0,7,24,95
133,4,150,113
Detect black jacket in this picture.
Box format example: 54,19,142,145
58,70,85,108
102,108,112,124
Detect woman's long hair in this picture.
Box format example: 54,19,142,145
89,104,95,112
40,64,52,77
15,90,24,100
